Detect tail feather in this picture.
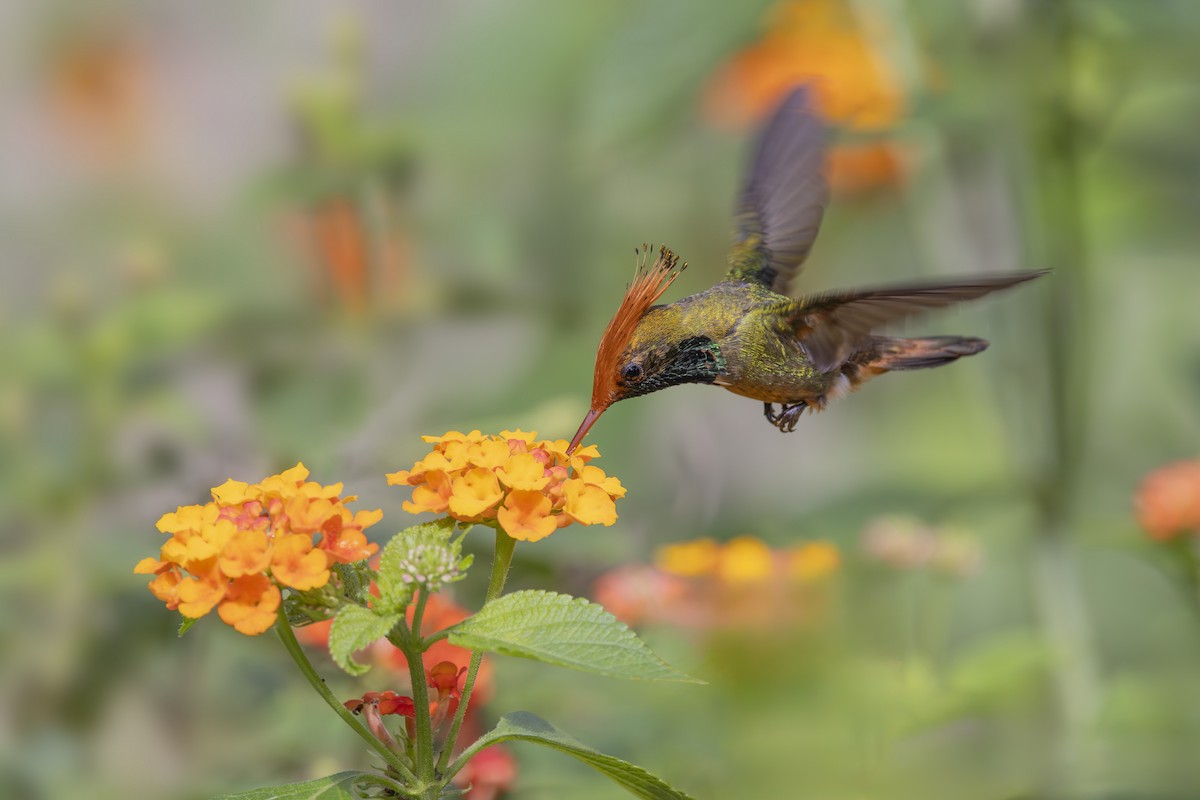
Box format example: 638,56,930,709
858,335,989,373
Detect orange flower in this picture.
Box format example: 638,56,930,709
389,430,624,541
704,0,912,195
496,490,557,543
218,575,282,636
136,463,381,635
1135,460,1200,542
454,745,518,800
344,690,416,718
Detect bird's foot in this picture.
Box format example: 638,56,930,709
765,401,807,433
763,403,780,425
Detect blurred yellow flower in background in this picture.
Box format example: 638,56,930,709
716,536,776,584
387,430,626,542
135,463,382,635
787,540,841,582
656,538,721,577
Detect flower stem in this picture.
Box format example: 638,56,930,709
273,606,417,784
435,528,516,776
402,589,436,786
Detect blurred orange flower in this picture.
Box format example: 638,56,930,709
704,0,911,195
454,745,518,800
135,463,381,635
1135,460,1200,542
44,29,152,162
388,430,625,542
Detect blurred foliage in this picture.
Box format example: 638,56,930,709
2,0,1199,798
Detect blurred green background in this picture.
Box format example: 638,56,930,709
3,0,1199,798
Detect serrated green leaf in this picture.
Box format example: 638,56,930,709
454,712,696,800
449,590,701,683
375,519,456,612
211,770,398,799
328,605,400,676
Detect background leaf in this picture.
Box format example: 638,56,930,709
459,711,696,800
449,590,701,682
212,770,387,799
328,605,400,676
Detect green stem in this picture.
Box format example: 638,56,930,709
420,628,451,648
435,528,516,776
402,589,435,787
273,606,416,784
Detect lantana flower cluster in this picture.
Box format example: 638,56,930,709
135,463,381,635
386,430,625,542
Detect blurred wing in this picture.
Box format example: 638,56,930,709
726,85,830,295
779,271,1049,372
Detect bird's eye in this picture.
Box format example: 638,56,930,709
621,363,644,383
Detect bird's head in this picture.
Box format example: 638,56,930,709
567,246,726,453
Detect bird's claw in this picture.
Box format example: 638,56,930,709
764,401,807,433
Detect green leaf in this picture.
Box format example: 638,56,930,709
328,605,400,676
375,518,456,612
178,616,198,637
211,770,400,799
333,560,371,605
455,712,696,800
449,590,701,683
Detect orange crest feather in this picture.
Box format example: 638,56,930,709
590,245,685,410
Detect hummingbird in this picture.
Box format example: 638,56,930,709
566,86,1046,453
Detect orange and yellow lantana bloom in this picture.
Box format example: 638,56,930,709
135,463,381,635
386,430,625,542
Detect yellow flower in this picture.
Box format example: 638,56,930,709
468,439,511,470
656,538,720,577
211,479,256,506
499,429,538,445
497,453,551,491
403,471,452,515
421,430,486,444
448,468,504,518
219,529,272,578
716,537,774,584
577,465,626,499
389,430,626,541
271,533,332,590
562,480,617,526
497,490,557,542
136,463,381,636
788,541,840,582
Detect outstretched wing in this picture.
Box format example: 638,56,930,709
726,85,830,295
776,271,1049,372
